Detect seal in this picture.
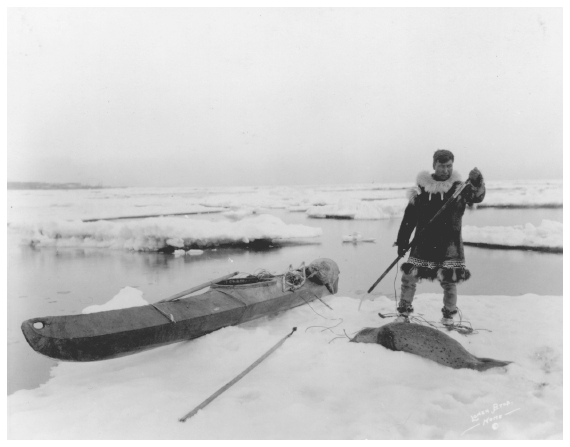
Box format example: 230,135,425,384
351,322,511,371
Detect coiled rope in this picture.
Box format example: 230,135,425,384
282,263,306,291
297,291,351,343
383,259,490,336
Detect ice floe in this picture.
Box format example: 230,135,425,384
463,220,562,252
13,214,323,251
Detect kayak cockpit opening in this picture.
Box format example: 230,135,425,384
214,267,277,286
216,277,275,286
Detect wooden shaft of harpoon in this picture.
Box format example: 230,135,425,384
367,179,472,294
179,327,297,422
157,271,240,303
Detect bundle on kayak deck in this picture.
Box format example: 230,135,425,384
21,258,340,362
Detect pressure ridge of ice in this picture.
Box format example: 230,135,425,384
12,214,323,251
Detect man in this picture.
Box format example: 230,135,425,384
395,149,485,325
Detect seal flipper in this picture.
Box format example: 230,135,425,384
474,357,512,371
349,327,376,343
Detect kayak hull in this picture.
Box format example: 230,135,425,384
21,259,339,362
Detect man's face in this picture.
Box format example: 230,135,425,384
433,160,453,181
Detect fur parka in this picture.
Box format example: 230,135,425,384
396,170,486,283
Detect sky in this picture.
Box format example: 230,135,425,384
7,7,563,187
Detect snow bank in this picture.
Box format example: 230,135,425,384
82,287,149,314
12,214,323,251
8,293,562,439
463,220,562,252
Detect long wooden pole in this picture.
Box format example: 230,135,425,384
367,179,471,294
156,271,240,303
179,327,297,422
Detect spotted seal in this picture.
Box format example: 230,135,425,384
351,322,511,371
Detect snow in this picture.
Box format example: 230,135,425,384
7,187,228,223
166,237,185,248
287,205,311,212
8,180,561,224
307,204,356,219
342,232,376,243
82,287,149,314
11,182,560,253
463,220,562,250
222,208,258,220
7,292,562,439
307,198,406,220
188,249,204,256
479,180,562,208
10,214,323,251
6,179,563,439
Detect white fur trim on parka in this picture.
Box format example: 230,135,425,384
406,170,462,203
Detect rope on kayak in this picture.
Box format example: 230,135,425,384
298,292,336,320
282,263,306,292
179,327,297,422
316,296,333,310
150,303,176,323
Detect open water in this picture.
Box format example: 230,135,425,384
7,207,563,395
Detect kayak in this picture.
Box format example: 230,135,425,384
21,258,340,362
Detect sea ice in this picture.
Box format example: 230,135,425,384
12,214,323,251
9,293,562,440
7,180,562,224
463,220,562,250
82,287,148,314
